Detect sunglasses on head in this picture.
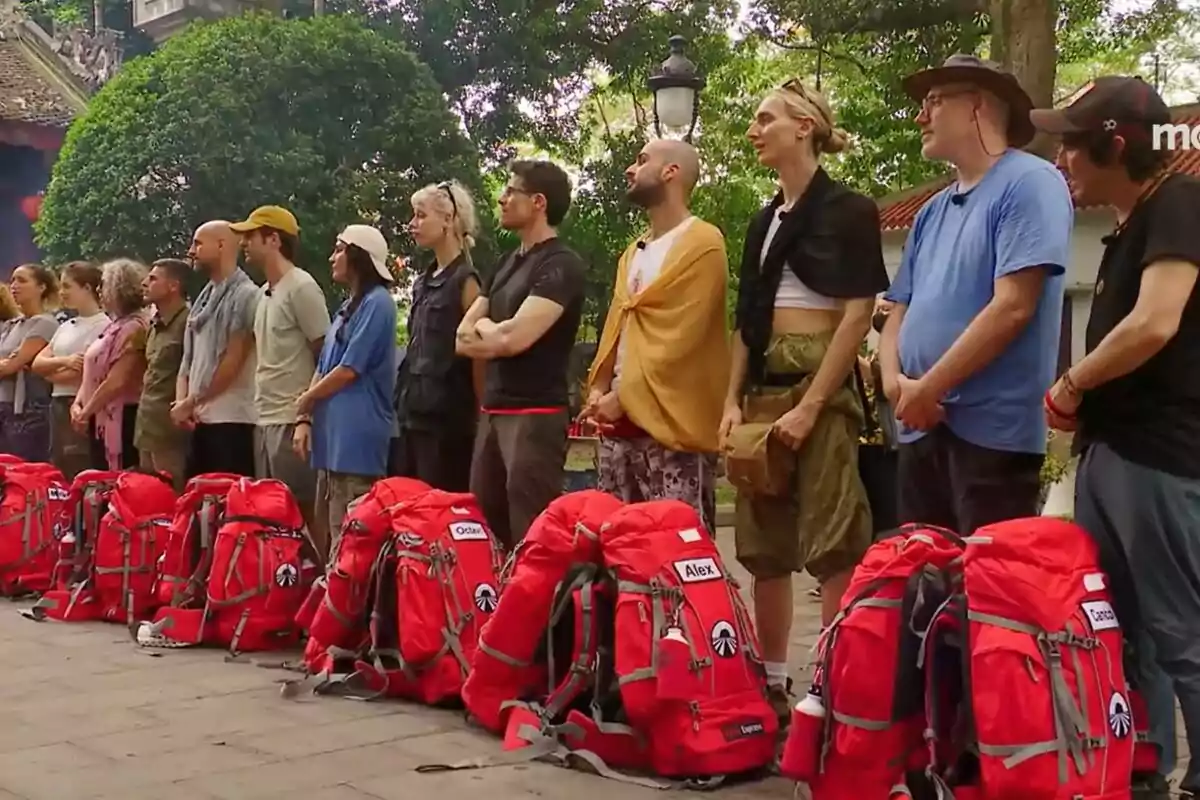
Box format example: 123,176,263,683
438,181,458,217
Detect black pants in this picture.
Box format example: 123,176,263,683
469,410,568,550
393,426,474,492
896,424,1043,535
87,405,138,470
186,422,256,479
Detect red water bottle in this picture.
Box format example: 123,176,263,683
779,685,826,782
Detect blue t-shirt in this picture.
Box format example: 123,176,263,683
884,150,1072,454
311,286,397,476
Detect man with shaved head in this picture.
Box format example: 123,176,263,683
582,138,730,530
174,219,261,478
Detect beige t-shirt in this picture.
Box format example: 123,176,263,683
254,267,331,425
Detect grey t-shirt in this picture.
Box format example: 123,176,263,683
0,313,59,404
180,271,261,425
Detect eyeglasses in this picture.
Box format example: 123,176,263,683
500,184,535,200
920,89,978,113
438,181,458,217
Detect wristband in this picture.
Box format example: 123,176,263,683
295,419,312,427
1043,390,1076,420
1062,370,1082,397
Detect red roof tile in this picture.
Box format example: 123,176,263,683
878,110,1200,232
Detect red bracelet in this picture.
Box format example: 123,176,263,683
1044,390,1077,420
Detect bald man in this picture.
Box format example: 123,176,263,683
582,140,730,531
174,219,262,479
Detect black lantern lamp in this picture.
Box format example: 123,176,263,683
648,35,706,142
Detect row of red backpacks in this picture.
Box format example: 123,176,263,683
0,457,317,654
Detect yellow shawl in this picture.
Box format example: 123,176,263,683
586,219,730,453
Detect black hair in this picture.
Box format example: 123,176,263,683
509,158,573,226
1061,126,1170,182
336,243,389,345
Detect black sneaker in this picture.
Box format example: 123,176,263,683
1132,772,1172,799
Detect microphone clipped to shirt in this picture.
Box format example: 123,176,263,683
950,193,966,206
636,241,647,250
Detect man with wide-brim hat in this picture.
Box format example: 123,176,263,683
876,53,1074,536
1035,75,1200,800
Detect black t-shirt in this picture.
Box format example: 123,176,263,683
1077,174,1200,478
481,238,586,409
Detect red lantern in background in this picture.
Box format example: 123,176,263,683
19,195,42,223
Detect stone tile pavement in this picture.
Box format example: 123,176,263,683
0,529,815,800
0,527,1186,799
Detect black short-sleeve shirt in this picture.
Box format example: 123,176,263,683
1077,174,1200,478
481,238,586,409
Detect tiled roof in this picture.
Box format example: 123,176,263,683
878,109,1200,232
0,37,78,127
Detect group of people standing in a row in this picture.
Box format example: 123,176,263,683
0,52,1195,798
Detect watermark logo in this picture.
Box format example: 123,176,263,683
1152,123,1200,151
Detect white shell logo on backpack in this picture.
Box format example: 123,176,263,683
711,620,738,658
274,563,299,587
1108,691,1132,738
474,583,498,613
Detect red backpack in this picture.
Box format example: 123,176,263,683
91,470,179,623
204,478,314,655
783,525,965,798
293,476,431,681
600,499,776,780
347,490,503,704
920,517,1134,800
135,473,242,646
430,497,774,789
0,460,68,596
154,473,241,608
461,489,619,733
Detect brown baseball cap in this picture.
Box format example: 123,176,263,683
903,54,1036,147
1030,76,1171,136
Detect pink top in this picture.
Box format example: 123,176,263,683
77,311,149,470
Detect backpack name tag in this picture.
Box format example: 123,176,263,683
1082,600,1120,632
674,557,722,583
448,521,487,541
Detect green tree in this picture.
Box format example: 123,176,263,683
35,13,484,298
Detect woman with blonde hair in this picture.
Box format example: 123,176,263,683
0,264,60,460
719,78,890,721
33,261,109,478
392,179,483,490
72,258,150,470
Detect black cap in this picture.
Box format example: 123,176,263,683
903,54,1036,147
1030,76,1171,136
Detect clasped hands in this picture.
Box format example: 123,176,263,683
886,373,946,432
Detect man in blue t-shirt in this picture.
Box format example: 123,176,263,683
878,55,1073,534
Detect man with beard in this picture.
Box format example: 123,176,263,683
455,159,585,549
1032,77,1200,799
233,205,329,539
172,219,261,477
581,139,729,530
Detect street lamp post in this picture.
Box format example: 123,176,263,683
648,35,706,143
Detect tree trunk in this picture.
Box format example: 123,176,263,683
313,0,324,15
989,0,1058,158
93,0,103,31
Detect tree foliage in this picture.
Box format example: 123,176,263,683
35,13,484,296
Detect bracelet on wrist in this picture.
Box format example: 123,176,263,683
295,419,312,427
1062,370,1082,397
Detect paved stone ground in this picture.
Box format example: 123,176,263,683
0,529,814,800
0,527,1186,799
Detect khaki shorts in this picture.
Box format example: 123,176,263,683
314,470,377,565
732,332,873,582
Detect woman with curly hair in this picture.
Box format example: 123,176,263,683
72,258,151,470
0,264,60,460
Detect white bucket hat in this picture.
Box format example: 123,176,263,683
337,224,392,283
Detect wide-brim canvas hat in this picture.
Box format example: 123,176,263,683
903,54,1037,148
